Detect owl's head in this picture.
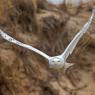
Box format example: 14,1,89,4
49,56,64,69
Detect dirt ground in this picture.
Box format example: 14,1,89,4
0,0,95,95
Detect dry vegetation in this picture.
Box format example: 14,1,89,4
0,0,95,95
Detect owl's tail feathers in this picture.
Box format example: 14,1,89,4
64,62,74,72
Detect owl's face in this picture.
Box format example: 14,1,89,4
49,56,64,69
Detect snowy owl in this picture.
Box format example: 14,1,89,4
0,7,95,71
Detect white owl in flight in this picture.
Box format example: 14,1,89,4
0,7,95,71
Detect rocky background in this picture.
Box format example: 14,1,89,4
0,0,95,95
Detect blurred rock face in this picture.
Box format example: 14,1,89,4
0,0,95,95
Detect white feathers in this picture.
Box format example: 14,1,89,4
47,0,64,5
0,30,50,60
49,9,94,69
0,7,95,70
61,11,94,62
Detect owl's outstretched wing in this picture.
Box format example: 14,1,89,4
60,7,95,62
0,29,50,60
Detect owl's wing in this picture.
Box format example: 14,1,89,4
0,29,50,60
60,7,95,62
